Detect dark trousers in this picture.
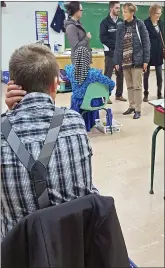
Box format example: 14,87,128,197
143,65,163,97
104,55,123,97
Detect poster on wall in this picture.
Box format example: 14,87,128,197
35,11,49,44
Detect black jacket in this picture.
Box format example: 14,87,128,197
144,17,164,66
2,194,130,268
50,5,65,33
100,15,123,57
114,17,150,67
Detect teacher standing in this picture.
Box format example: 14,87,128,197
64,1,92,64
143,4,164,102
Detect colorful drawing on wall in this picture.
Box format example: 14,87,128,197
35,11,49,43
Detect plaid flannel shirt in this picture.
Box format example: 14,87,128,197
1,93,97,239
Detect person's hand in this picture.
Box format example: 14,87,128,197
115,65,119,71
143,63,148,72
86,32,92,39
5,81,26,110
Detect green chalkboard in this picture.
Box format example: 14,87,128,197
65,2,164,49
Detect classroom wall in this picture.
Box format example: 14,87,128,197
2,1,64,70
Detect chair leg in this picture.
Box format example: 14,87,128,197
102,108,113,135
81,111,86,116
109,116,113,135
150,126,162,194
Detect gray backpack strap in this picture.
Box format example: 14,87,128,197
31,107,65,208
1,107,65,209
1,115,35,171
38,107,65,167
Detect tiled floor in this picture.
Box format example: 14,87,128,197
1,71,164,267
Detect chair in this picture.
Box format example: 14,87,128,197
80,82,112,134
129,258,138,268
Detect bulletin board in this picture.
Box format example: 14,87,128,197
35,11,49,44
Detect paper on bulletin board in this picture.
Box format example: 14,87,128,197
35,11,49,44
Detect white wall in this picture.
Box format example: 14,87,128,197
2,1,64,70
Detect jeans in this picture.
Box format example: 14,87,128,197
143,65,162,96
104,55,123,97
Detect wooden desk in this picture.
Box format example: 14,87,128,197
55,53,105,71
153,107,165,128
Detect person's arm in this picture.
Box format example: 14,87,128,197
139,20,150,64
96,72,115,93
159,20,165,40
65,24,89,51
143,19,148,29
99,21,115,49
90,69,115,93
65,64,74,82
113,25,121,66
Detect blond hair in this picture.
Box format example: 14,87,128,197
149,4,162,17
9,44,59,94
122,3,137,13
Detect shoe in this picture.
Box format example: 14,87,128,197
107,98,112,104
143,95,148,102
133,112,141,119
116,96,127,102
123,108,135,115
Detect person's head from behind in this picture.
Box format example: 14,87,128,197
65,1,83,20
149,4,162,22
74,46,90,85
9,44,59,100
109,1,120,17
122,3,137,22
